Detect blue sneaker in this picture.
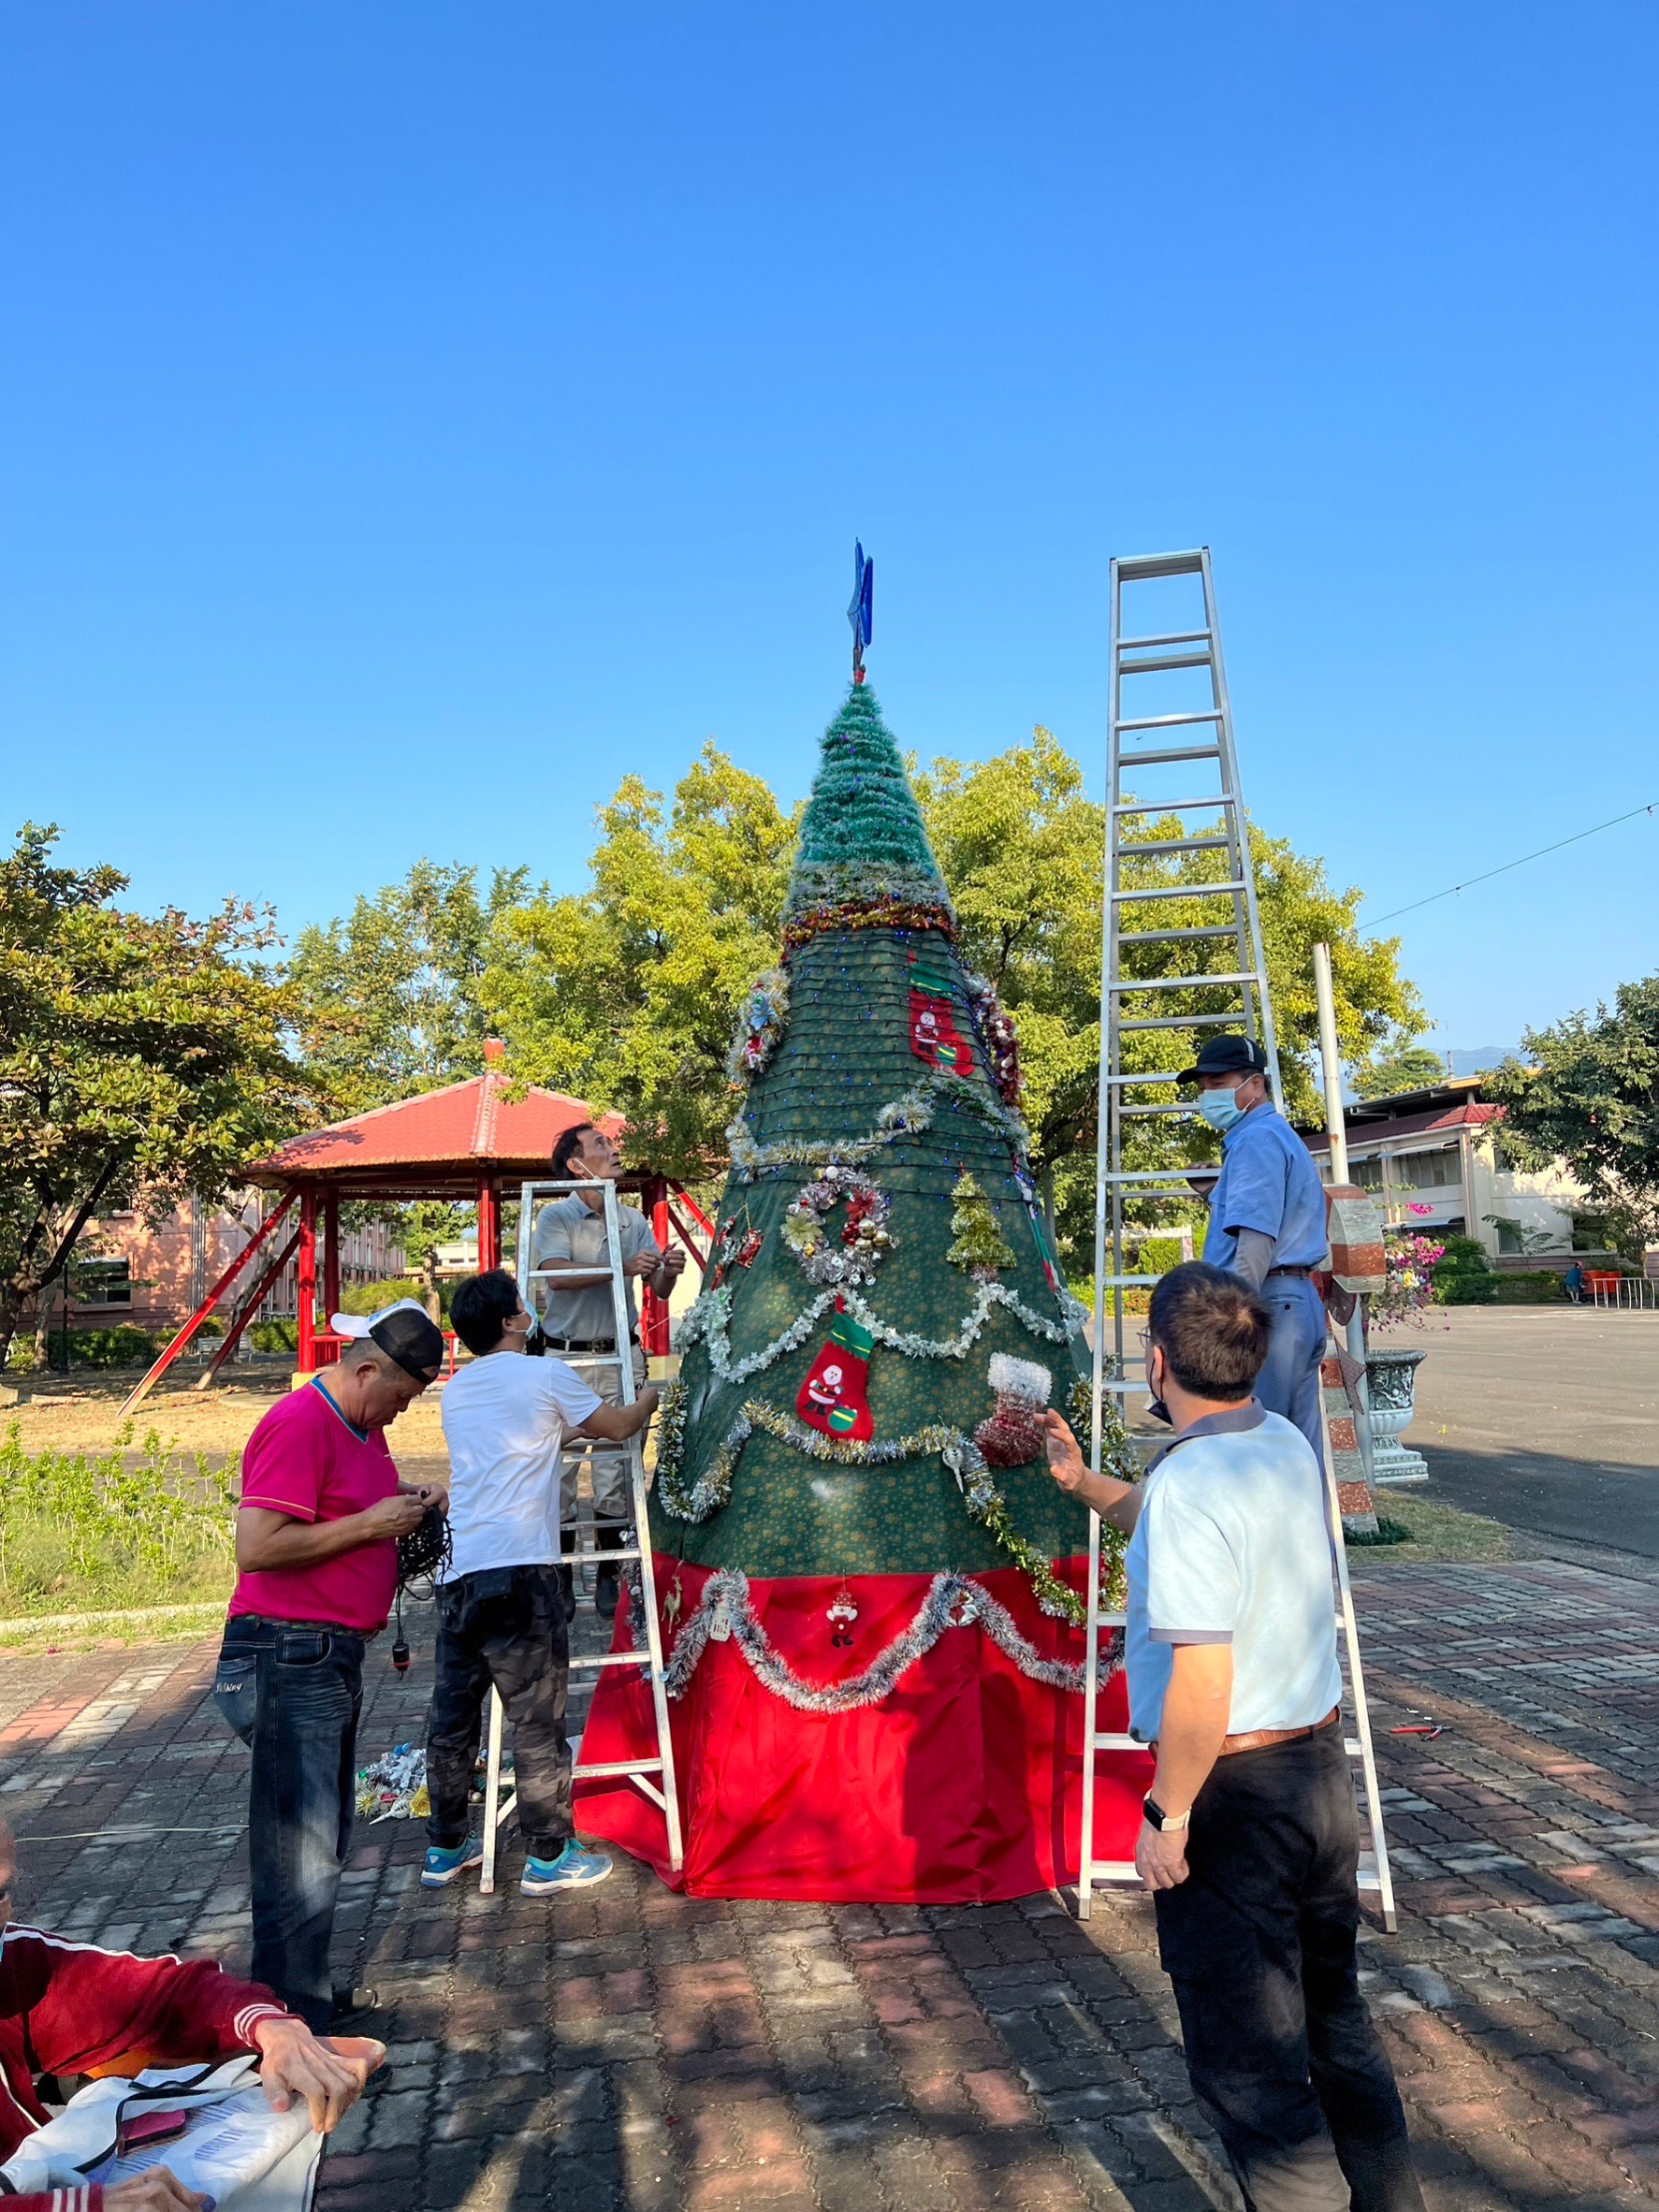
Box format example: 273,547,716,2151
421,1835,485,1888
520,1841,613,1895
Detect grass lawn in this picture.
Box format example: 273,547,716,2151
0,1365,450,1465
1349,1489,1517,1564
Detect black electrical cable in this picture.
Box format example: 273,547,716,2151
1364,802,1656,930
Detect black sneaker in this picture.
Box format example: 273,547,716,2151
329,1984,381,2028
594,1564,619,1619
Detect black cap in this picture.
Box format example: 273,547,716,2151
1177,1034,1270,1086
371,1303,445,1382
331,1297,446,1383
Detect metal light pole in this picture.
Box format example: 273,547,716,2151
1314,942,1375,1483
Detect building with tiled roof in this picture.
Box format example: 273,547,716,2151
1299,1074,1584,1260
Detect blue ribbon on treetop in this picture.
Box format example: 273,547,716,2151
848,540,874,683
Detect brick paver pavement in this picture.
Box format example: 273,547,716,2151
7,1558,1659,2208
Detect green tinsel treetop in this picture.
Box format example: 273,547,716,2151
783,683,955,941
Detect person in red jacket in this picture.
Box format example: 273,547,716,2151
0,1817,377,2212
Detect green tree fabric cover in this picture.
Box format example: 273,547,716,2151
579,683,1148,1908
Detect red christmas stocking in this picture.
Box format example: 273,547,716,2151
795,1302,876,1443
908,988,972,1074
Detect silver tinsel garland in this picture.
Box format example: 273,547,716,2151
787,852,954,917
656,1397,972,1522
725,1069,1030,1179
662,1566,1123,1713
678,1273,1084,1392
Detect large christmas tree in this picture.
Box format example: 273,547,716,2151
578,680,1146,1901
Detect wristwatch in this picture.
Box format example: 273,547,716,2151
1142,1796,1191,1833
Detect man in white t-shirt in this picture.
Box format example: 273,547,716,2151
532,1122,686,1619
421,1269,660,1899
1045,1263,1423,2212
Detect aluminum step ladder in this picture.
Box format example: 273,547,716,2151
473,1176,684,1894
1077,546,1395,1930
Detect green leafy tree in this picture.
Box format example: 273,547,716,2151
289,859,532,1114
0,824,311,1369
1353,1044,1447,1099
481,744,800,1183
1485,977,1659,1245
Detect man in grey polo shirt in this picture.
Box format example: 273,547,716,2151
532,1121,685,1615
1046,1262,1423,2212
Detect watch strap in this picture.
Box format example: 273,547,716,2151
1142,1795,1191,1833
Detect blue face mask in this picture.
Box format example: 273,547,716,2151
1199,1087,1246,1134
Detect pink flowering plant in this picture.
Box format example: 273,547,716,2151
1372,1233,1447,1329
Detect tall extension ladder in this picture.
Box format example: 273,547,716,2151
1078,547,1396,1931
473,1176,684,1894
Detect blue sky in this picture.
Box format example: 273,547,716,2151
3,3,1655,1053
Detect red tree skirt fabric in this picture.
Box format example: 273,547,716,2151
575,1556,1153,1904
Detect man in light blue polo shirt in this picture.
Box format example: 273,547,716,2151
1185,1032,1330,1459
1045,1262,1423,2212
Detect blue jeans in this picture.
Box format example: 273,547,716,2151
1255,1273,1327,1462
214,1615,366,2030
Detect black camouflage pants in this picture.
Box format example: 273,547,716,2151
424,1564,574,1859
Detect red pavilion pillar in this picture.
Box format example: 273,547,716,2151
477,1179,500,1273
641,1172,672,1359
296,1188,317,1375
322,1186,341,1322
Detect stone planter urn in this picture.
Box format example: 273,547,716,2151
1364,1345,1429,1485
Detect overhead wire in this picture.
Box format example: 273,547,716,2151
1362,802,1656,931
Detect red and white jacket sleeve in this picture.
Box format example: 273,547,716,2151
0,1929,290,2211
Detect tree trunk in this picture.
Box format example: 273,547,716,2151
0,1158,125,1380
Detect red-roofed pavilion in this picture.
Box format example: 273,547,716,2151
121,1041,711,1408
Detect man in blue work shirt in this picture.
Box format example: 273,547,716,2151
1045,1263,1424,2212
1183,1033,1330,1459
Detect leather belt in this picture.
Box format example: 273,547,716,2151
545,1335,617,1352
1265,1263,1314,1279
1218,1706,1340,1757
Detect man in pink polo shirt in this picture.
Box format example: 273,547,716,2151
214,1301,444,2030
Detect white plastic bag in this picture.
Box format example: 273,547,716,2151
2,2058,321,2210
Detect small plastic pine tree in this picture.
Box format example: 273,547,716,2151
947,1171,1016,1278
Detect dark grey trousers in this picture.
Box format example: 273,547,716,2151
1155,1725,1425,2212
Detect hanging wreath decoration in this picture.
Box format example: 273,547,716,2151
781,1165,894,1286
